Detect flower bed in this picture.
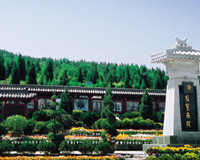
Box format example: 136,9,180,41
0,156,124,160
3,134,152,145
147,145,200,156
68,127,162,136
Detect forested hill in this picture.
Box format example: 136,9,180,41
0,49,168,89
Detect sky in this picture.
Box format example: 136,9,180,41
0,0,200,70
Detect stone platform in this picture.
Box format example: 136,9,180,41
143,136,200,151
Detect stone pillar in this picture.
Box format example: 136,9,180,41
143,38,200,151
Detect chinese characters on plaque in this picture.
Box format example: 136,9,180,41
179,82,198,131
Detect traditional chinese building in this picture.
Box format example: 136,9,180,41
0,84,166,118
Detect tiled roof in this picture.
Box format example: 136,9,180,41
0,88,37,99
152,49,200,63
0,84,166,96
151,39,200,63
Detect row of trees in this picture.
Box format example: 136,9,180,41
0,49,168,89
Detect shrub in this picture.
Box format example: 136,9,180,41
72,110,83,121
133,116,143,121
173,153,183,160
24,119,36,135
159,154,173,160
79,111,101,127
154,122,163,129
130,119,140,129
37,141,57,155
0,124,8,136
153,112,159,122
146,155,159,160
18,142,37,154
0,114,4,123
182,152,199,160
120,112,139,119
101,119,112,130
158,112,164,123
138,119,155,129
59,140,74,154
139,90,153,119
34,121,48,134
55,112,74,129
121,118,132,129
94,142,114,156
115,119,121,129
5,115,27,133
47,121,64,133
32,110,49,121
92,118,105,129
44,109,56,119
73,121,84,127
107,127,118,137
78,143,94,155
0,140,15,154
47,133,65,143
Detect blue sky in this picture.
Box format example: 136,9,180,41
0,0,200,69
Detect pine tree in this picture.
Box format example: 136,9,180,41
140,78,147,89
87,63,98,83
59,88,72,114
107,65,116,84
0,55,5,80
44,59,54,82
10,62,20,84
139,90,153,119
26,62,37,84
4,58,13,78
17,54,26,80
101,83,118,140
59,70,69,86
77,67,83,83
50,91,58,110
123,66,132,88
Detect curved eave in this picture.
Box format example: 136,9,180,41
152,52,200,64
0,93,37,99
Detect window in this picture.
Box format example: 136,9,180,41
114,101,122,112
6,101,10,104
152,102,156,111
159,102,165,112
11,101,15,104
92,100,103,111
74,99,89,111
27,102,34,109
38,99,52,110
19,101,25,104
126,101,139,112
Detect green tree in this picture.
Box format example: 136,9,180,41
59,88,72,114
10,62,20,84
5,115,27,133
59,70,69,86
140,78,147,89
87,63,98,83
17,54,26,80
123,66,132,88
0,55,5,80
0,102,4,123
26,62,37,84
77,67,83,83
50,91,58,110
4,57,13,78
44,59,54,82
139,90,153,119
101,84,118,140
107,65,116,85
